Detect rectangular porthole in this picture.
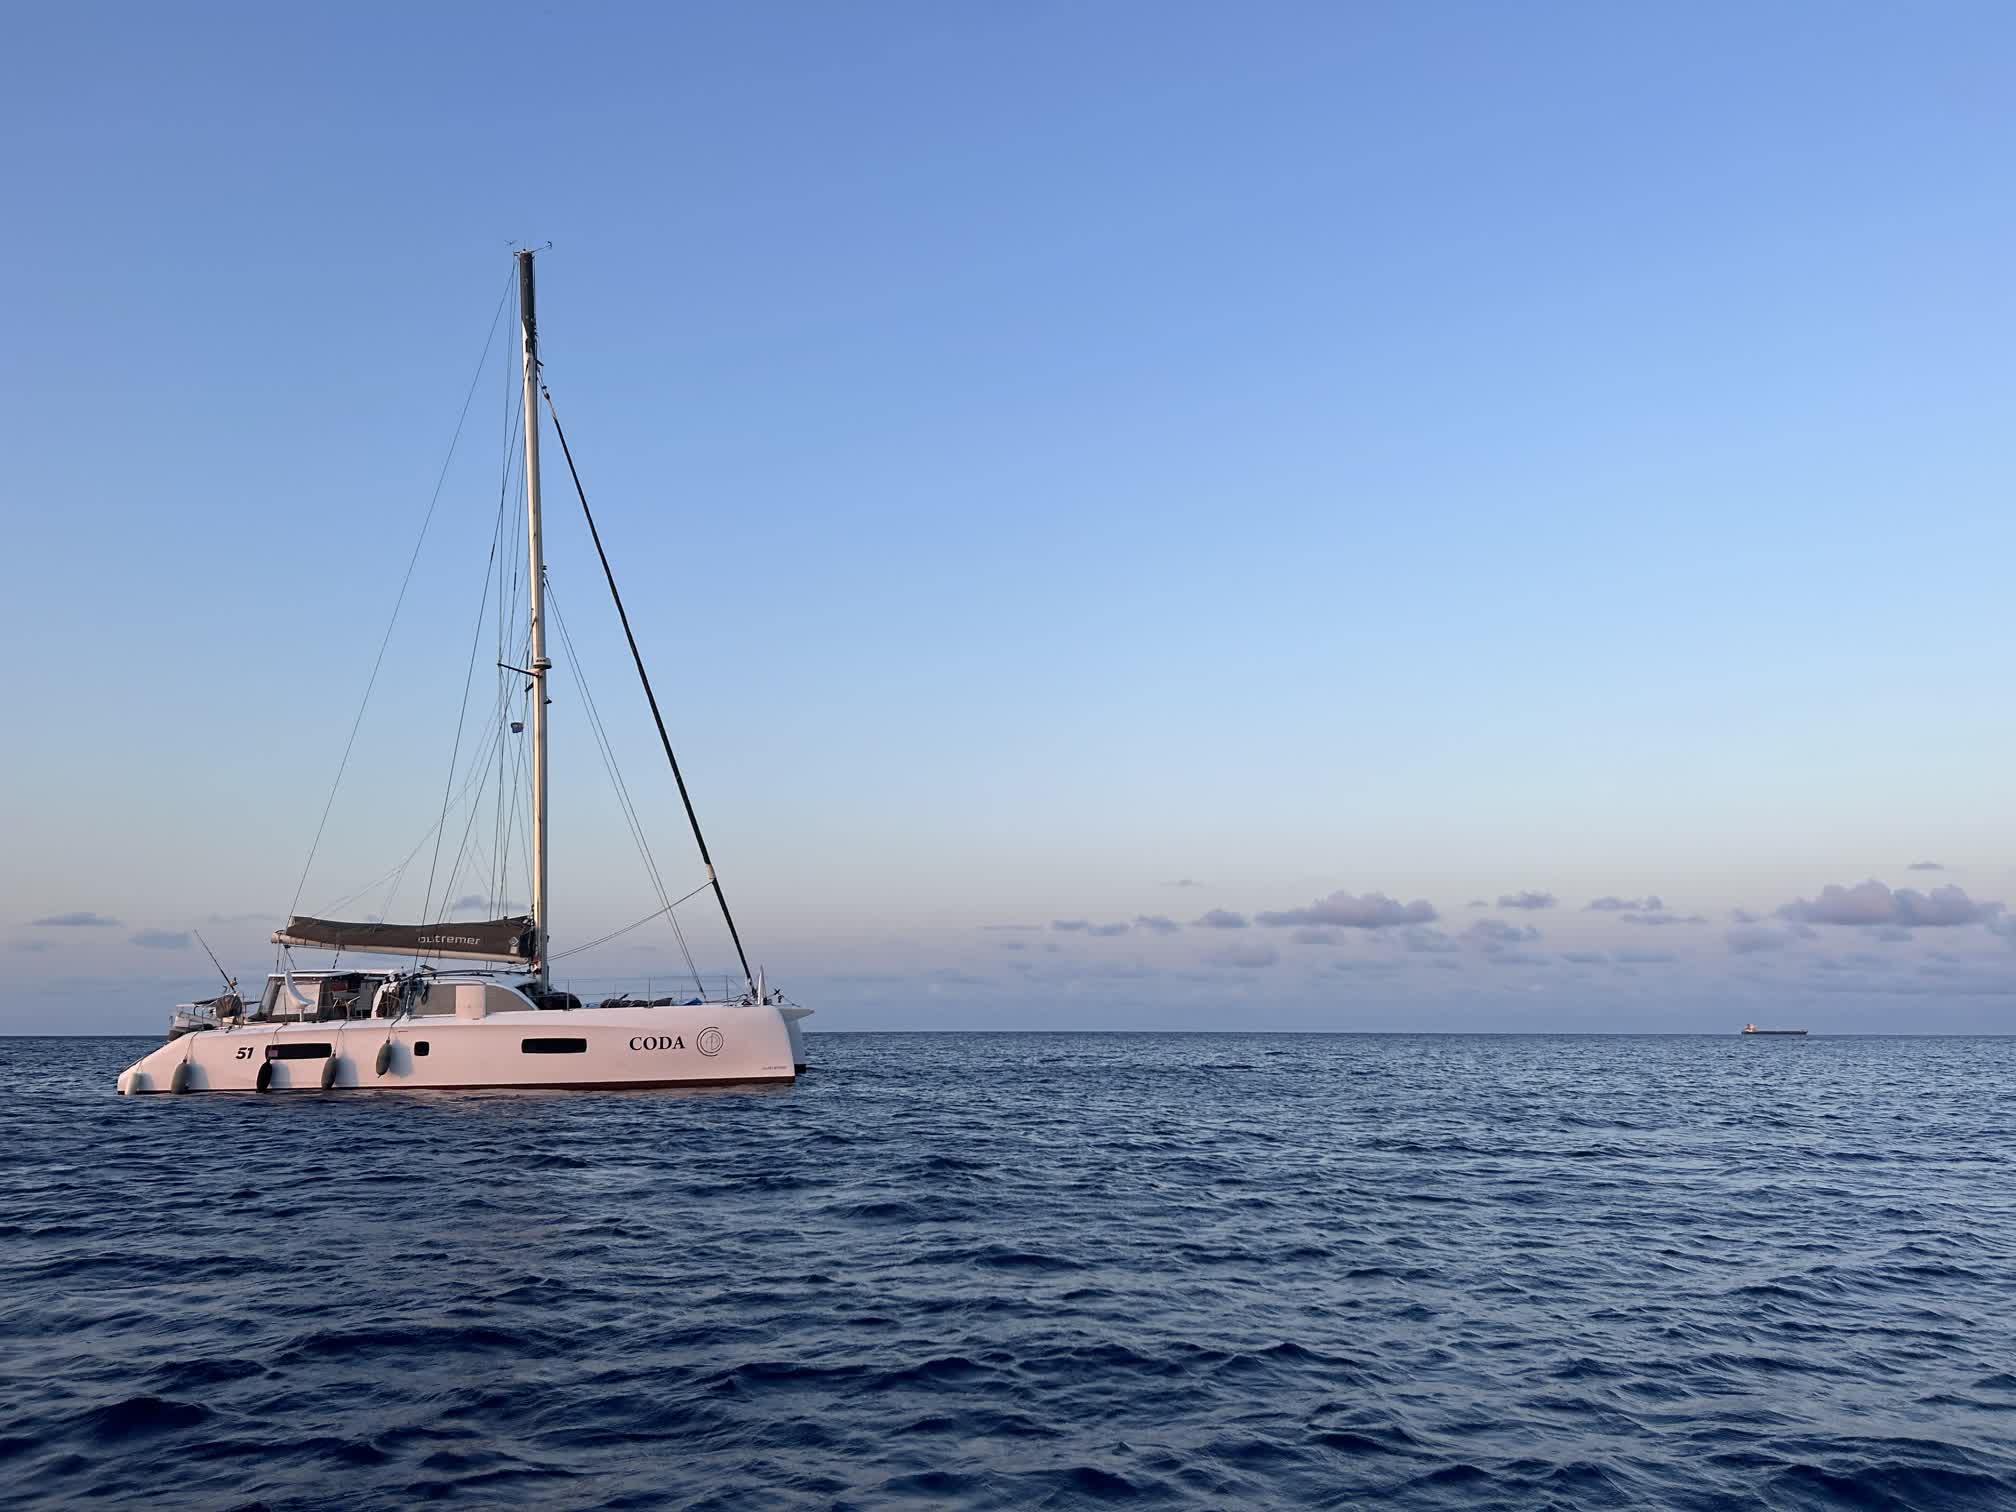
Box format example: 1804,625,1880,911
521,1037,588,1054
413,1042,429,1057
267,1042,334,1061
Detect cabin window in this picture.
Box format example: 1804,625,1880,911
267,1042,333,1061
521,1037,588,1054
413,1041,429,1056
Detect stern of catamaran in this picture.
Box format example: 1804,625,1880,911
780,1007,812,1072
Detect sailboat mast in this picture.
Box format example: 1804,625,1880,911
517,249,552,991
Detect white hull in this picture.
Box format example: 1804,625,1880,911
118,1001,798,1094
782,1006,810,1071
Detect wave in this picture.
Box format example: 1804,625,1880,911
4,1031,2014,1508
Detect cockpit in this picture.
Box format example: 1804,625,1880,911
255,970,399,1022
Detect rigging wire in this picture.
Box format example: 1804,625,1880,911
548,879,713,961
416,555,503,935
307,748,495,919
349,357,527,941
501,743,531,926
416,384,528,936
288,268,517,919
540,383,757,995
427,625,529,936
490,326,525,915
309,637,525,921
376,637,522,924
547,579,706,995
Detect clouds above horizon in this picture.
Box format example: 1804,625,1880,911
737,871,2016,1014
1254,890,1437,929
1776,880,2002,929
996,875,2000,971
958,866,2016,990
31,911,122,927
1465,919,1542,949
1194,909,1249,929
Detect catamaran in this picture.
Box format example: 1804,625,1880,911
119,251,809,1094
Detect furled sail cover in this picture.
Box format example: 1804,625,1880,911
272,916,538,963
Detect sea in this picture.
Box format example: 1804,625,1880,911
1,1032,2012,1509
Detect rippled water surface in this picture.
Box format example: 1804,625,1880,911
2,1032,2013,1509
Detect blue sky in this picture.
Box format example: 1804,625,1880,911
4,2,2012,1032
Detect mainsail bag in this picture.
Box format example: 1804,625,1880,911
272,916,537,963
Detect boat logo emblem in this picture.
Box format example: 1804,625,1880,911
697,1027,724,1057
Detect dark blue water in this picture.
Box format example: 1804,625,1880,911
2,1033,2012,1509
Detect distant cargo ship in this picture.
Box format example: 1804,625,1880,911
1741,1024,1808,1036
